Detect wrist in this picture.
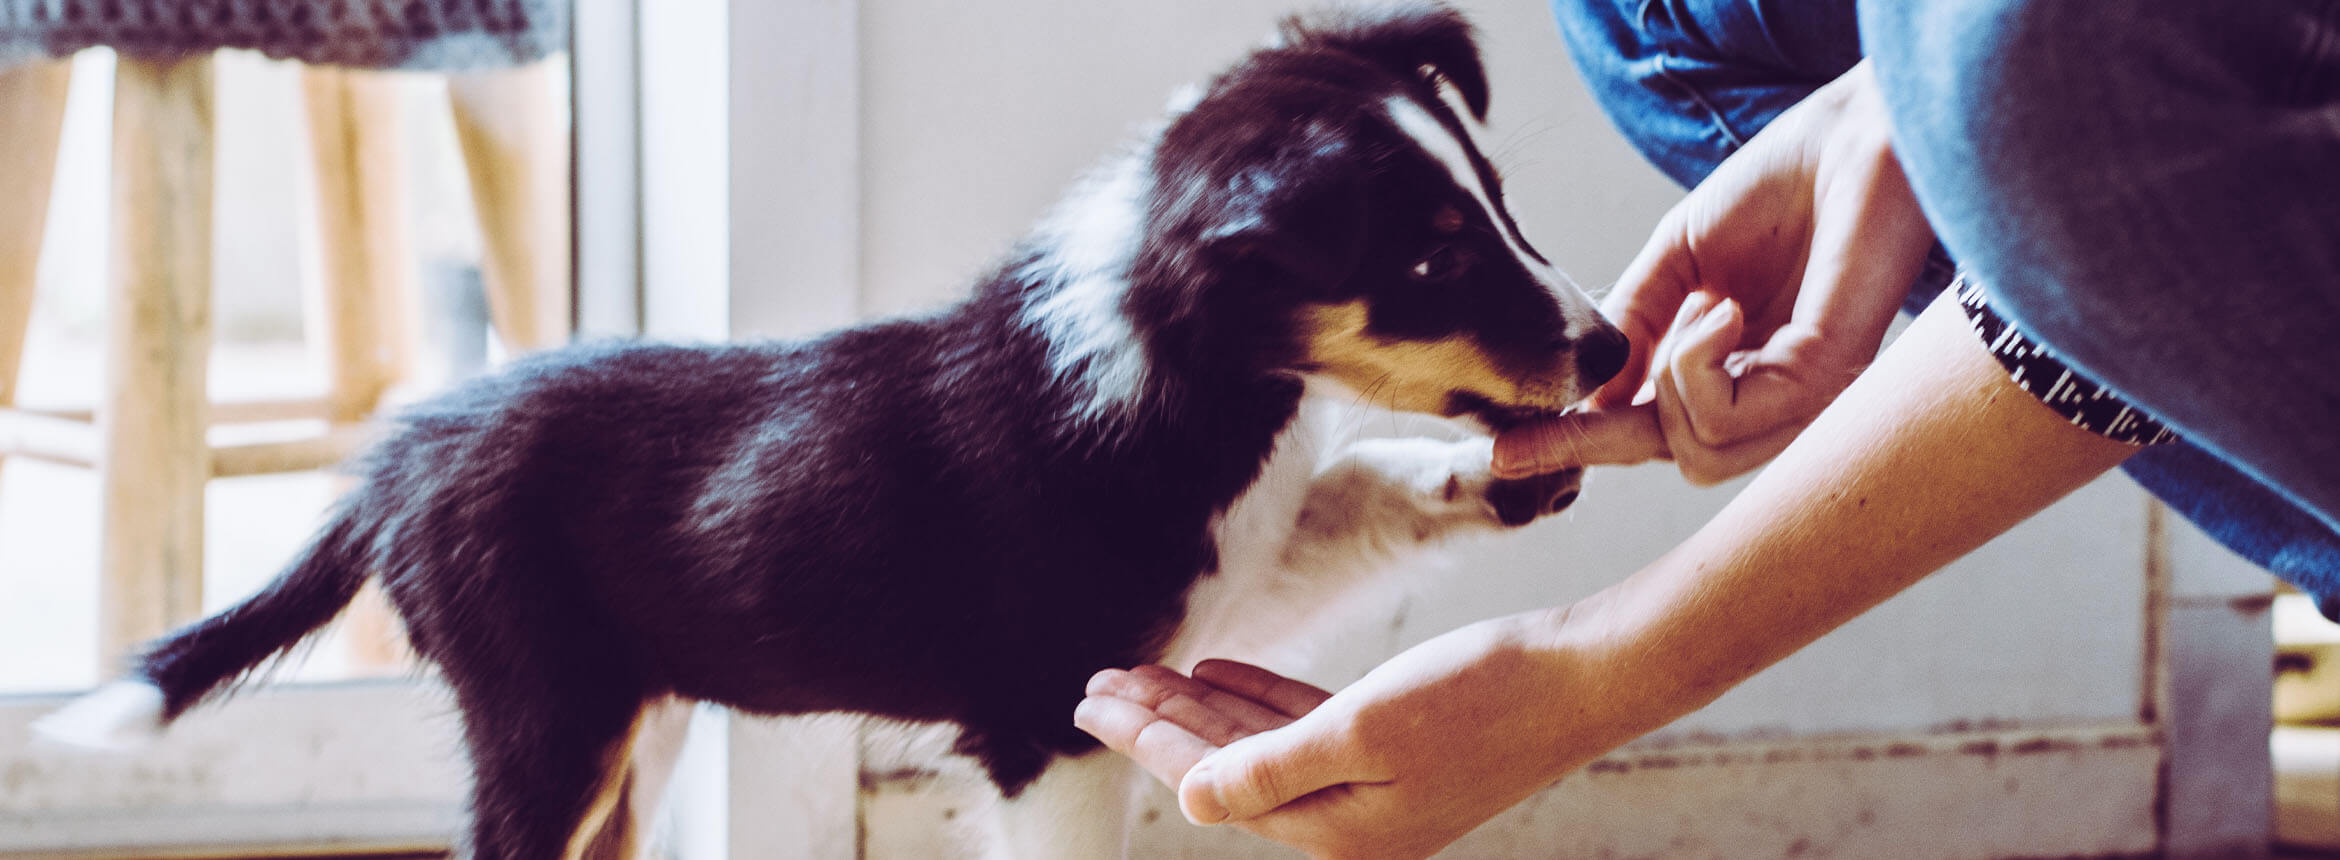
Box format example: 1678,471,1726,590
1504,592,1706,752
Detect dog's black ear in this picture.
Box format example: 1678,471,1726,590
1280,2,1489,120
1134,133,1368,346
1195,160,1369,293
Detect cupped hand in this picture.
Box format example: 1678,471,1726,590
1074,614,1652,860
1496,61,1936,484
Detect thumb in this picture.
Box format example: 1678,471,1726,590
1595,214,1701,409
1178,724,1354,825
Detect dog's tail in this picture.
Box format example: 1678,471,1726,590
32,509,377,750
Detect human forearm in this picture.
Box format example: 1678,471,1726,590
1547,291,2139,719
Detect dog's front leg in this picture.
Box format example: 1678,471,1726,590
1158,433,1583,680
1279,436,1580,574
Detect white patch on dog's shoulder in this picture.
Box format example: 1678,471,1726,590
31,680,166,752
1383,96,1604,340
1163,82,1206,116
1020,155,1154,424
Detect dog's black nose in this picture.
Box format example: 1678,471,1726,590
1571,324,1630,390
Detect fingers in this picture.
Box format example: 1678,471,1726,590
1648,293,1841,484
1662,292,1805,443
1651,357,1808,485
1191,660,1333,719
1504,294,1820,485
1079,662,1355,826
1087,665,1292,738
1180,719,1358,825
1073,695,1220,790
1173,663,1351,825
1490,405,1667,478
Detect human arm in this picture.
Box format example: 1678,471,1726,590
1074,290,2142,859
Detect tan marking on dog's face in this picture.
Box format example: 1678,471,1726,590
1300,300,1559,416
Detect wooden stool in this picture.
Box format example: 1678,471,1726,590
0,53,570,667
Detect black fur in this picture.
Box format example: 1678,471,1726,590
119,4,1618,856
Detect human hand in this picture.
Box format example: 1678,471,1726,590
1495,61,1936,484
1074,613,1657,860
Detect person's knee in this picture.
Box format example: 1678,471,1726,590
1859,0,2084,191
1859,1,2144,330
1557,0,1864,187
1551,0,1722,186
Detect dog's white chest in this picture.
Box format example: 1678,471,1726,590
1157,399,1505,673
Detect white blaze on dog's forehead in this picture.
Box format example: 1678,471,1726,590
1382,96,1604,339
1021,154,1153,422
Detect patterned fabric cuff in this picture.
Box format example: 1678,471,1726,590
0,0,566,70
1955,272,2178,446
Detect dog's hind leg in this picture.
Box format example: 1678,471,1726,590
578,696,694,860
448,668,647,860
986,749,1134,860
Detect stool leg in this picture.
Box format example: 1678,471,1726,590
302,67,417,673
301,66,410,423
449,61,571,353
0,60,74,484
100,55,214,667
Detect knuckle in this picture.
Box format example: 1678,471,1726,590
1682,418,1729,451
1696,411,1765,446
1323,834,1388,860
1679,455,1737,487
1224,759,1285,810
1673,406,1738,453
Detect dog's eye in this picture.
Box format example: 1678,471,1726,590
1410,246,1468,283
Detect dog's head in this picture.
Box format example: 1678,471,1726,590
1118,2,1627,429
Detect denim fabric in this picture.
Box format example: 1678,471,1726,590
1553,0,1860,187
1550,0,2340,592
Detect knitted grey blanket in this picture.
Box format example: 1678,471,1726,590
1,0,565,70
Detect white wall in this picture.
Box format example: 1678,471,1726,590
855,0,1674,316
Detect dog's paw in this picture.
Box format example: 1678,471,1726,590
1485,467,1584,527
1331,437,1580,530
1285,437,1584,567
1409,437,1580,528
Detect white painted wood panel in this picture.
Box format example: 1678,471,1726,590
0,683,465,857
852,725,2164,859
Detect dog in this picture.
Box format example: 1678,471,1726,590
36,4,1627,857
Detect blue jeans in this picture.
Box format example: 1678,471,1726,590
1553,0,2340,595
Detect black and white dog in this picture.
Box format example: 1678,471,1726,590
39,4,1626,857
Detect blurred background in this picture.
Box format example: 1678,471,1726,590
0,48,523,694
0,1,2331,858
